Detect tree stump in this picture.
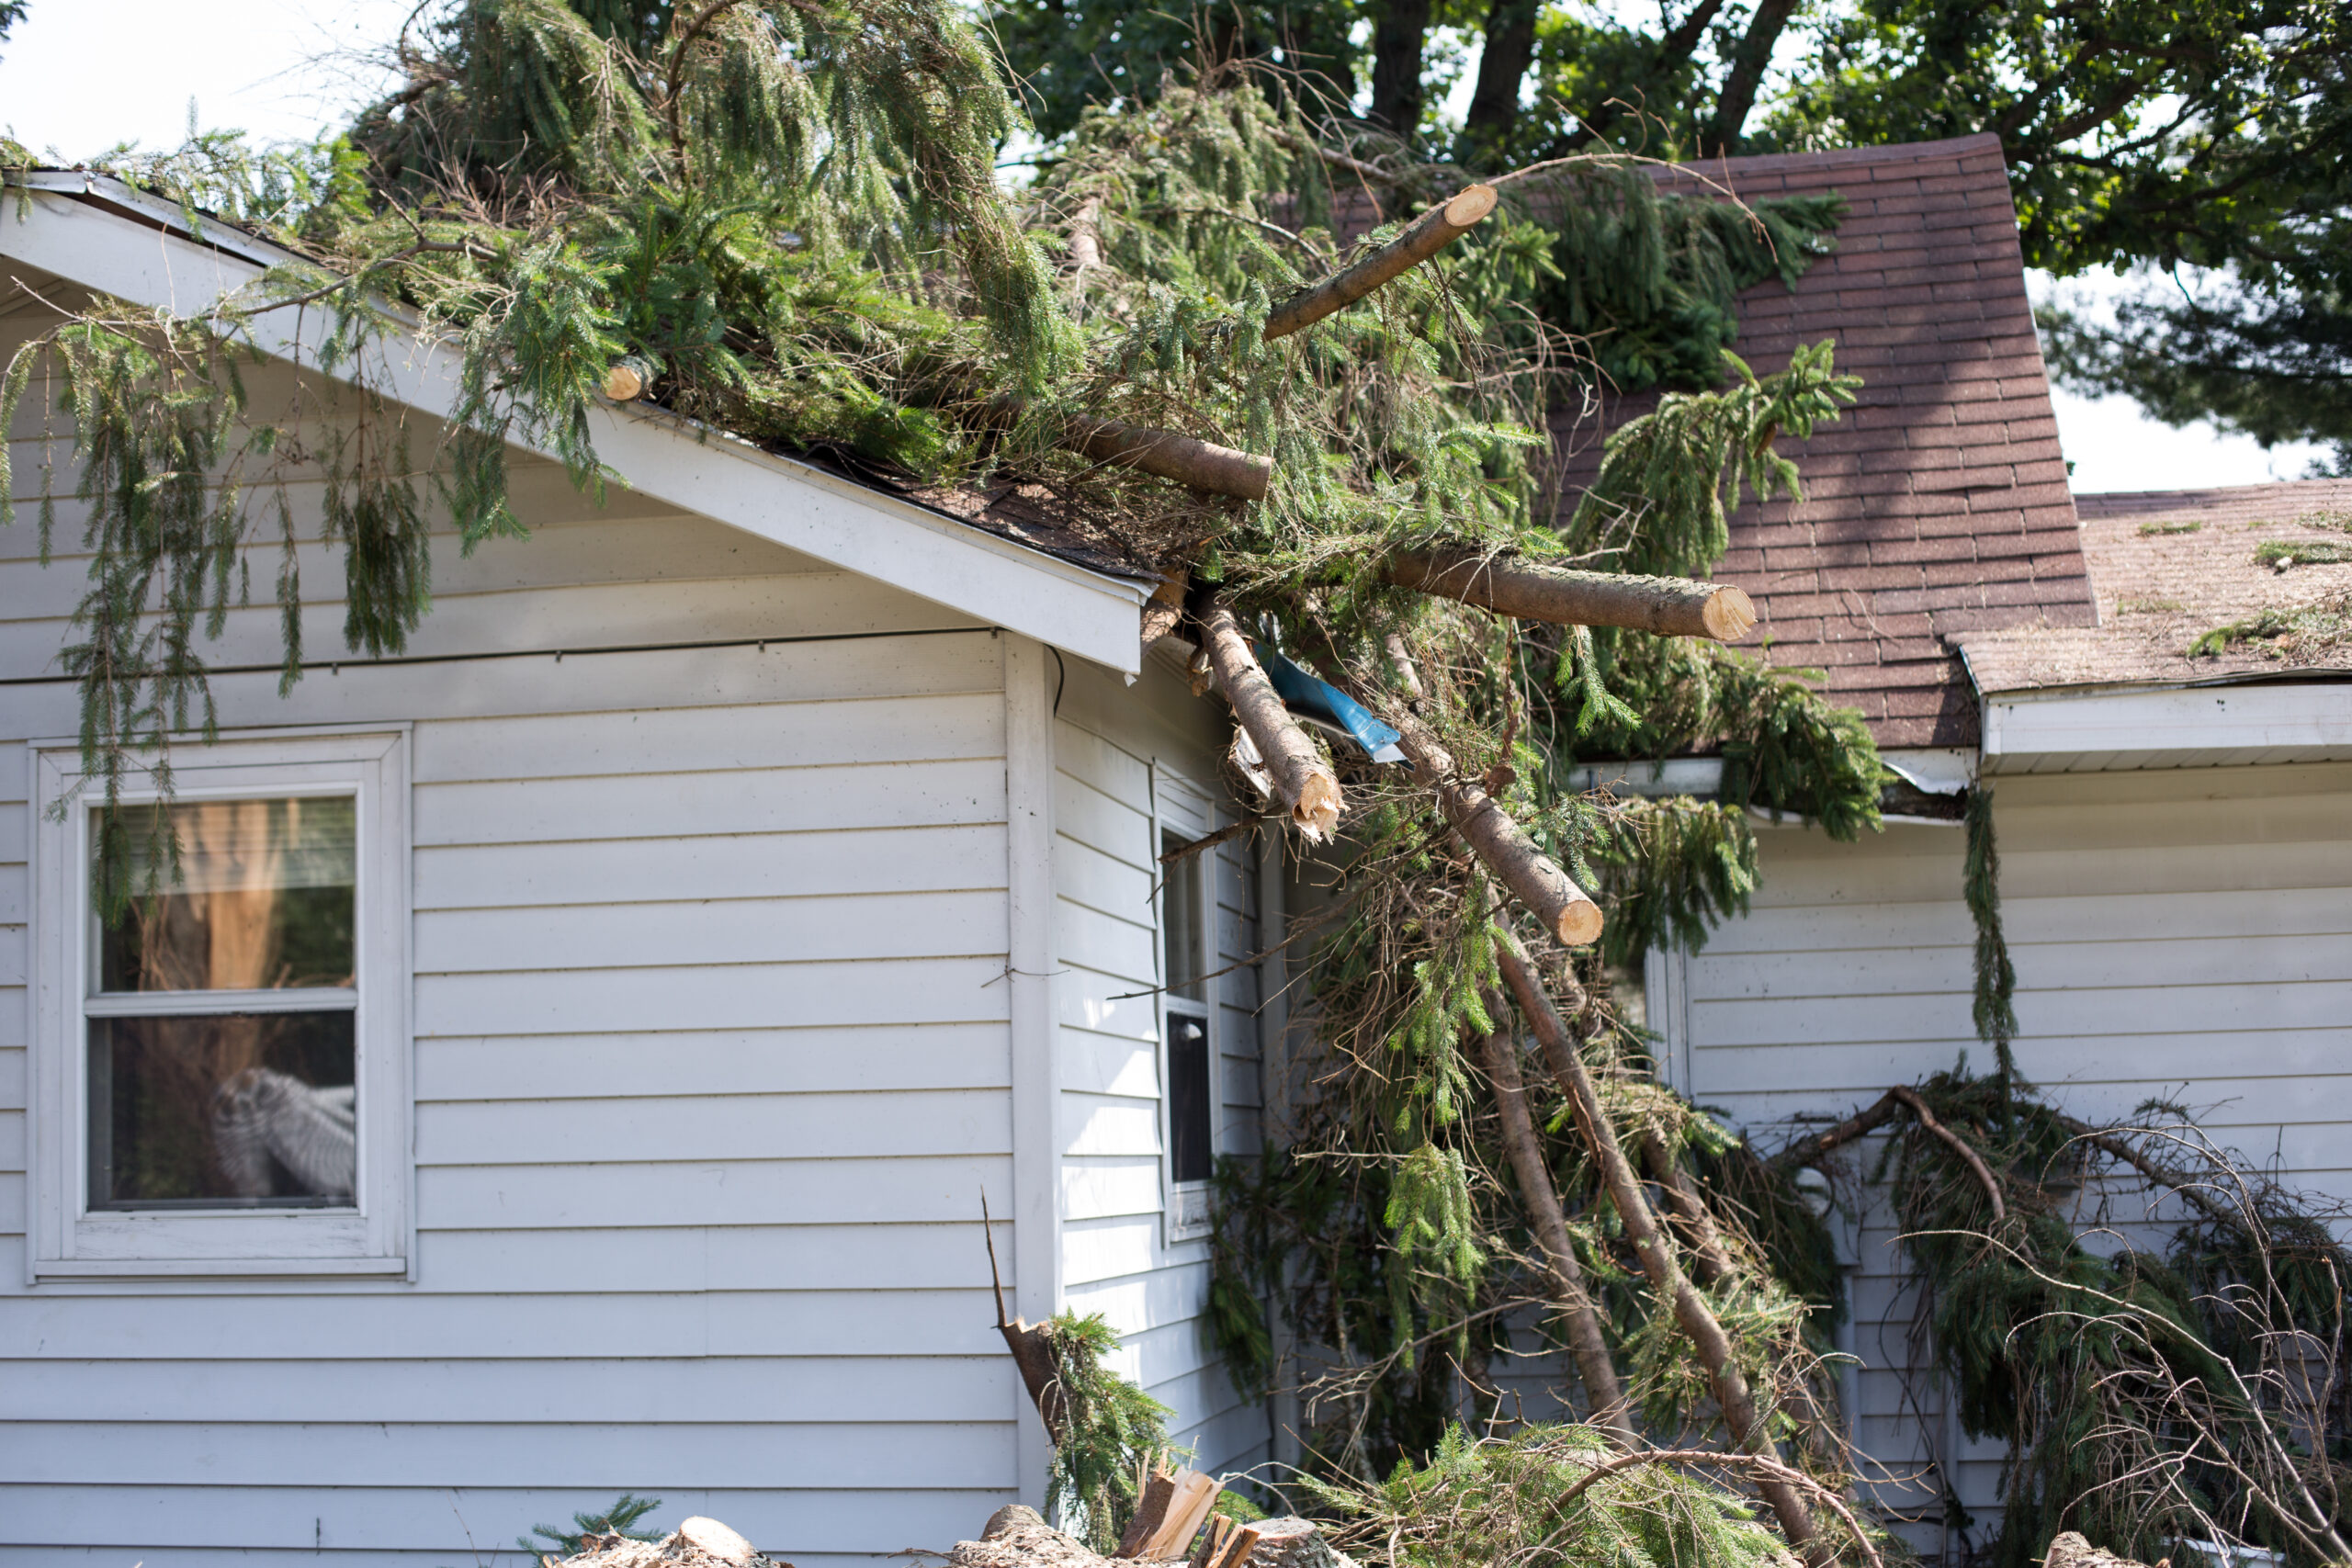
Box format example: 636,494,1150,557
2045,1532,2159,1568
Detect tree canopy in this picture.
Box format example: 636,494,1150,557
993,0,2351,468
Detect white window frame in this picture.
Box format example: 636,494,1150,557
1152,765,1219,1245
29,728,413,1280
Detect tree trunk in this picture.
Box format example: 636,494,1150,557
1476,1010,1635,1439
1263,186,1497,340
1387,705,1602,945
1196,599,1343,840
1460,0,1539,159
1494,930,1822,1554
1704,0,1798,151
1386,546,1757,641
1369,0,1431,135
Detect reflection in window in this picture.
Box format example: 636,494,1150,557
87,797,358,1209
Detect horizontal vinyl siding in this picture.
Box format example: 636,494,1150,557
1049,651,1270,1480
0,305,1027,1561
1677,761,2352,1554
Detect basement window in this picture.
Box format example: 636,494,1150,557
32,731,413,1278
1160,825,1216,1238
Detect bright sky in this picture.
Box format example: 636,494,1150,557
0,0,2331,497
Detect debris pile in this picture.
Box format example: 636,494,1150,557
555,1516,772,1567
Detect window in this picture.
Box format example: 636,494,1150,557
1158,796,1216,1241
32,731,411,1278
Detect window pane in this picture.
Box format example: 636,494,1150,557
87,1011,356,1208
98,796,356,992
1168,1012,1213,1185
1160,833,1204,1003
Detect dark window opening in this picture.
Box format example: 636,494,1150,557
1168,1012,1213,1185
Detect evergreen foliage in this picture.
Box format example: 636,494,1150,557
518,1493,664,1556
1303,1423,1805,1568
1865,1073,2352,1568
1039,1311,1177,1552
1962,788,2018,1097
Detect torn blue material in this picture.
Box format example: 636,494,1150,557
1259,645,1407,764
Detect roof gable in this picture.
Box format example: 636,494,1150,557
1556,133,2096,747
2,175,1150,673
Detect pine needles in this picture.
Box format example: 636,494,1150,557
1040,1312,1177,1553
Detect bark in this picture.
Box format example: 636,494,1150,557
1263,186,1498,340
1369,0,1431,135
1073,417,1272,502
1115,1472,1181,1558
1476,1008,1635,1439
1641,1129,1740,1284
1387,705,1602,945
1770,1089,1902,1171
1386,546,1758,641
2043,1533,2156,1568
1197,599,1343,840
1493,930,1822,1554
984,1198,1069,1436
1460,0,1540,156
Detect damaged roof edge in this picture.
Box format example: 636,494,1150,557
2,173,1152,675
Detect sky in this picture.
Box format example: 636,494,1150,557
0,0,2333,497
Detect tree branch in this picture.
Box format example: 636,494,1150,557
1196,599,1342,840
1262,185,1497,340
1386,544,1757,640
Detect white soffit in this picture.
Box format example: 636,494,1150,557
1,177,1148,673
1982,680,2352,773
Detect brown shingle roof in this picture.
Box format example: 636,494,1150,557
1957,479,2352,693
1554,133,2097,747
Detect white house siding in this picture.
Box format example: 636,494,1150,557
1050,649,1271,1483
1,321,1046,1562
1673,760,2352,1556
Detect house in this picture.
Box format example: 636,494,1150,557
1555,138,2352,1557
0,173,1283,1562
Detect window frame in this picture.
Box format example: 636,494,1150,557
1151,765,1219,1245
29,728,413,1280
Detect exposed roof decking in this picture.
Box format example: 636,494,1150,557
1555,133,2097,746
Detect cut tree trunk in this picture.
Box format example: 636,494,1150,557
1262,186,1498,341
1197,599,1343,840
1476,1010,1635,1439
1211,1518,1347,1568
1073,419,1272,502
1386,547,1758,641
2042,1533,2156,1568
1387,705,1601,944
1493,930,1822,1556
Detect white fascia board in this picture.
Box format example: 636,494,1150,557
1,181,1148,673
1984,682,2352,765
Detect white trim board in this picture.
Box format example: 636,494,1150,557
1,179,1148,674
1982,682,2352,773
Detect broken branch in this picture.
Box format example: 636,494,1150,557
1551,1449,1882,1568
1197,600,1342,840
1074,418,1272,502
1388,705,1601,946
1262,186,1498,340
1476,1006,1634,1441
1890,1085,2007,1223
1387,546,1758,641
1494,931,1821,1554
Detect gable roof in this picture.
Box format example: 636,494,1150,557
1958,478,2352,694
1555,133,2096,748
1,172,1154,673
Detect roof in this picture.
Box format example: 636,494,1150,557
1,170,1155,672
1554,133,2096,748
1958,478,2352,694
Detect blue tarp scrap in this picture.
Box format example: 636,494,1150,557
1257,645,1407,764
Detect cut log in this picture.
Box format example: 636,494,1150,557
1197,600,1342,840
1073,419,1272,503
1213,1519,1334,1568
1142,573,1188,649
949,1508,1115,1568
1476,1010,1634,1440
1136,1472,1222,1561
676,1518,758,1567
1386,546,1757,641
1262,185,1498,340
602,364,645,401
1493,930,1821,1556
1115,1472,1181,1558
1187,1517,1236,1568
1386,705,1600,945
